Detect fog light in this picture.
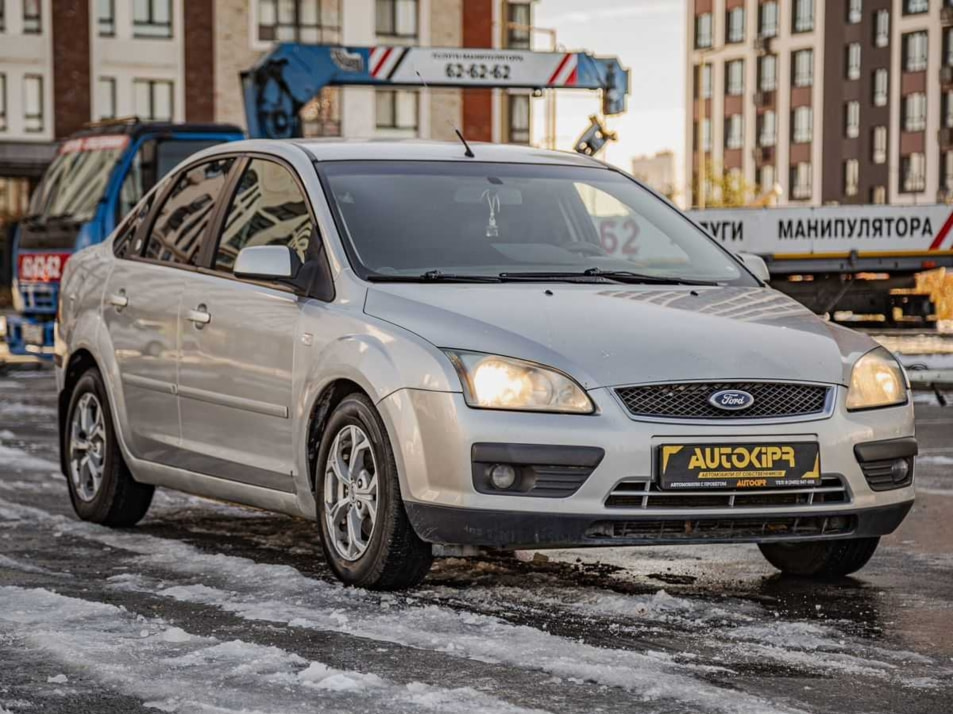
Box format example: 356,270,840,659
488,464,518,490
890,459,910,484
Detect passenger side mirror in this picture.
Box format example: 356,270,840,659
234,245,302,283
737,252,771,283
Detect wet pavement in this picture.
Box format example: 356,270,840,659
1,365,952,713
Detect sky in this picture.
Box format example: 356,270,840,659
532,0,686,174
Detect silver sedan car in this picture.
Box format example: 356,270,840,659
55,140,916,589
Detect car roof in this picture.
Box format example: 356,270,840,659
200,138,610,168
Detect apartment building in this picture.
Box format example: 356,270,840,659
685,0,953,207
0,0,534,217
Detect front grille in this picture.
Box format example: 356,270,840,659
860,457,914,491
614,381,830,420
605,475,849,509
586,515,856,541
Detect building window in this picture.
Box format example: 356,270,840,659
134,79,174,121
98,0,115,36
903,0,928,14
23,0,41,33
903,92,927,131
507,93,530,144
504,2,531,49
901,153,926,192
377,0,418,39
697,118,711,152
846,43,861,80
759,1,778,38
726,7,745,43
792,106,813,143
726,60,744,96
844,159,859,196
725,115,744,149
791,162,812,199
945,27,953,67
300,87,341,137
845,101,860,138
943,151,953,191
0,75,6,132
375,89,418,131
759,55,777,91
259,0,339,43
0,2,5,32
793,49,814,87
945,90,953,128
757,164,776,194
23,75,43,132
134,0,172,38
872,125,887,163
695,13,712,49
793,0,814,33
758,110,777,147
848,0,862,23
871,185,886,204
903,32,928,72
874,10,889,48
873,68,888,106
97,77,116,120
697,64,712,99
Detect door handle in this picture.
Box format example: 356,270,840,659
108,290,128,311
187,305,211,328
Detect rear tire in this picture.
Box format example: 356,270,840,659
316,393,433,590
758,537,880,578
64,368,153,527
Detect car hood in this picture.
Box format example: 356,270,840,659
364,283,876,388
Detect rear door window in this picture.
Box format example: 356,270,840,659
143,157,236,265
213,158,315,273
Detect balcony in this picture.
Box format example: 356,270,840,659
754,145,776,163
942,6,953,25
753,35,773,54
939,127,953,148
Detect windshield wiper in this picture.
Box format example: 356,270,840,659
498,269,718,286
366,270,501,283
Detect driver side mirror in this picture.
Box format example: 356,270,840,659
234,245,302,283
737,252,771,283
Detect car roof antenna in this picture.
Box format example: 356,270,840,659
415,69,475,158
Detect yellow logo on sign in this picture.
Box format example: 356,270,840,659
686,445,796,471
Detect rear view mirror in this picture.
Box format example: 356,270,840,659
737,252,771,283
234,245,302,282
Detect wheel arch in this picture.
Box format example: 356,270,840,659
305,378,369,494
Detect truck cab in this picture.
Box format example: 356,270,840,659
6,120,244,358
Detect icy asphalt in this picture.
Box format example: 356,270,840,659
1,365,952,714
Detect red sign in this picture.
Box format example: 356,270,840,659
58,134,129,154
17,253,71,283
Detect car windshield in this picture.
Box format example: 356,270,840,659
28,135,129,224
319,161,753,285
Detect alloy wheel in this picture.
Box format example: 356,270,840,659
69,392,107,502
324,424,379,561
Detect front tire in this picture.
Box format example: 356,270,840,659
64,368,154,527
758,537,880,578
316,393,433,590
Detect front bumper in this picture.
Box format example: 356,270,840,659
377,387,916,547
405,500,913,548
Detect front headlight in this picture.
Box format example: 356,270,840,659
846,347,908,411
445,350,595,414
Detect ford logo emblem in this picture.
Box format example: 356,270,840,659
709,389,755,411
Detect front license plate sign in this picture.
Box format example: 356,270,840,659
22,323,45,346
658,442,821,490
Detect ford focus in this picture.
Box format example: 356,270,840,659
55,140,916,589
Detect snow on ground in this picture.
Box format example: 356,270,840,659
0,402,56,418
0,445,58,473
0,495,802,714
0,586,541,714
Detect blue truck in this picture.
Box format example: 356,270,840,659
5,120,244,358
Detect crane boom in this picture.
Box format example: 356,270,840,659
241,43,629,140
